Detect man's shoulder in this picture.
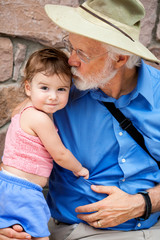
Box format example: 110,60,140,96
140,61,160,91
142,62,160,105
143,62,160,78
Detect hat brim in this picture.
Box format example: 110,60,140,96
45,4,160,64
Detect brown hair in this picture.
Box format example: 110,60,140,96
23,47,71,84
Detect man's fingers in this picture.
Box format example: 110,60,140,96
75,185,112,213
77,210,100,222
0,226,31,239
11,225,31,239
75,201,101,213
88,219,107,229
12,225,24,232
91,185,117,194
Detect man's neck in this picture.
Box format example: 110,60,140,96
100,66,138,99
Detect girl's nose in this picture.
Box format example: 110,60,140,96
49,92,57,100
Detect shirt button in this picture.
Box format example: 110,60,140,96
122,178,125,182
122,158,126,163
137,223,141,228
119,132,123,136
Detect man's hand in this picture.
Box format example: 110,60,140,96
75,185,145,228
0,225,31,239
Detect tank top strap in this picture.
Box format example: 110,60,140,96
20,106,35,115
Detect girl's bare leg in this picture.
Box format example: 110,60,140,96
33,237,49,240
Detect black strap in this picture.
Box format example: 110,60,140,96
137,191,152,220
103,102,160,169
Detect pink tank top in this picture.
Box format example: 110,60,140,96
2,107,53,177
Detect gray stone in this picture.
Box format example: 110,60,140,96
13,43,27,81
140,0,158,46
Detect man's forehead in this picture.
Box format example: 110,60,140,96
69,32,98,43
68,33,106,51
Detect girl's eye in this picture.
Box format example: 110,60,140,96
41,86,48,90
58,88,66,91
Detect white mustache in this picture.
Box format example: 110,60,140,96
71,67,79,76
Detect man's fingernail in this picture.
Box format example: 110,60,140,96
25,236,31,239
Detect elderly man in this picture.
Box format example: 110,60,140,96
0,0,160,239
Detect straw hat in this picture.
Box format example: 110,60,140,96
45,0,160,64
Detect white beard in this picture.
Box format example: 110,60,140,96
71,59,117,91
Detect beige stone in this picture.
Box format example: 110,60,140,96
0,0,79,46
0,37,13,82
0,84,25,128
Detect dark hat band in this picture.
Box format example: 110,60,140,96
79,5,134,42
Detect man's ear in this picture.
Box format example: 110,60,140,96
25,80,31,96
115,55,129,69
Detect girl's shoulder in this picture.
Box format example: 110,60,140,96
19,105,52,137
21,106,50,122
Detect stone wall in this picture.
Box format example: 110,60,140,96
0,0,160,161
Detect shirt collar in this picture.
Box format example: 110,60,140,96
136,60,154,107
70,60,154,107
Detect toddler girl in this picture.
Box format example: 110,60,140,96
0,48,89,240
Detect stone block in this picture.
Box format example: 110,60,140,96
13,43,27,81
0,124,9,163
0,84,25,127
148,46,160,70
140,0,158,46
156,16,160,40
0,0,79,46
0,37,13,82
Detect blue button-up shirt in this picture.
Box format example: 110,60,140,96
47,61,160,230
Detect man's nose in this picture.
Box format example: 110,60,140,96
68,51,81,67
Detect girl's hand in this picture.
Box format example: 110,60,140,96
74,167,89,179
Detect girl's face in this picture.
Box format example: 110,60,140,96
25,72,71,114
